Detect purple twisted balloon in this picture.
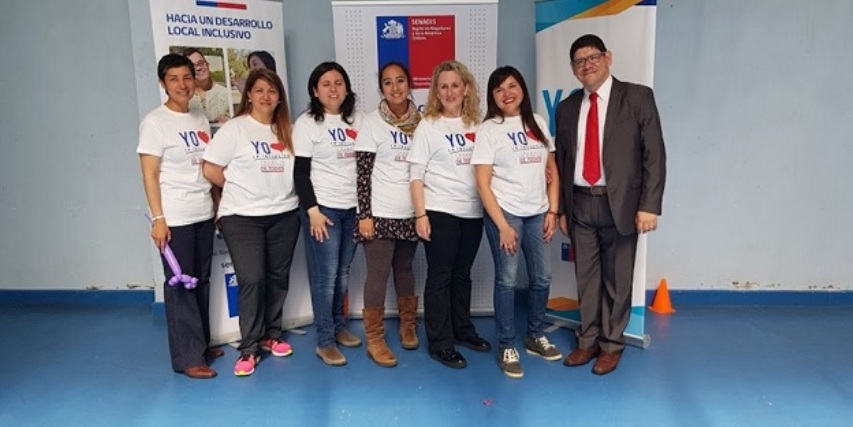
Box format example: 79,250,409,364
145,214,198,289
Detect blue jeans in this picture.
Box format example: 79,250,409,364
300,206,358,347
484,210,552,348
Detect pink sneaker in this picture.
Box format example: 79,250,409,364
233,354,258,377
262,338,293,357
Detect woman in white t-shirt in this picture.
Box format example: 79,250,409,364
202,69,300,377
137,54,221,379
354,62,421,367
472,66,562,379
407,60,491,370
292,62,363,366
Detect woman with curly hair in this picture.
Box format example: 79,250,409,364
407,61,491,369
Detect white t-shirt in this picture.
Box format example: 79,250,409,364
471,114,555,217
189,82,231,122
202,114,298,217
407,116,482,218
354,110,415,219
136,105,213,226
292,112,362,209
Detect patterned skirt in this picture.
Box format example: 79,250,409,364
353,216,418,243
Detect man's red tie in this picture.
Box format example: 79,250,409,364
583,92,600,186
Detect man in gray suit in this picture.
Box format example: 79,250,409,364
555,34,666,375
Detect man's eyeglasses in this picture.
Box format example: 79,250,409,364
571,52,606,68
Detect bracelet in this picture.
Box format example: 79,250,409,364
546,211,559,216
150,214,165,223
415,214,428,219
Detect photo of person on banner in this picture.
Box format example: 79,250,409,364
554,34,666,376
177,47,232,124
232,50,278,99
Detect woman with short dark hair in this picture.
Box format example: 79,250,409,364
138,53,221,379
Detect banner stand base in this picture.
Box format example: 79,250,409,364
545,313,651,349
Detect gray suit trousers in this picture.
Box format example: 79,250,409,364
569,189,638,353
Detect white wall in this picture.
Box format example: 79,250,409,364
0,0,155,290
0,0,850,292
652,0,853,290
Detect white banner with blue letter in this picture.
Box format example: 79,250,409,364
536,0,657,347
149,0,289,127
147,0,309,345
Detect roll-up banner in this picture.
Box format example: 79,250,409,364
536,0,657,347
147,0,310,345
331,0,499,314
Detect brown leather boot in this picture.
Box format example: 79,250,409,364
397,296,419,350
362,307,397,367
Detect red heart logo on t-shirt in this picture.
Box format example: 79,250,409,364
525,129,539,142
198,130,210,143
270,141,285,152
345,128,358,140
464,132,476,142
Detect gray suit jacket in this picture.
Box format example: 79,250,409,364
554,77,666,235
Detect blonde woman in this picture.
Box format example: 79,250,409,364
407,61,491,369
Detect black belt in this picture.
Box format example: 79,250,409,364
573,185,607,196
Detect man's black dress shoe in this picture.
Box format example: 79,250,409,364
430,349,467,369
455,335,492,353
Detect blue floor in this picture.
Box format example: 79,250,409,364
1,299,852,426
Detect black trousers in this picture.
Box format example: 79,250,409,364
422,210,482,353
220,210,300,356
162,219,215,372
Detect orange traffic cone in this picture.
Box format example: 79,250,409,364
648,278,675,314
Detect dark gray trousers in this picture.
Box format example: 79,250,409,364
569,190,638,353
220,210,300,356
